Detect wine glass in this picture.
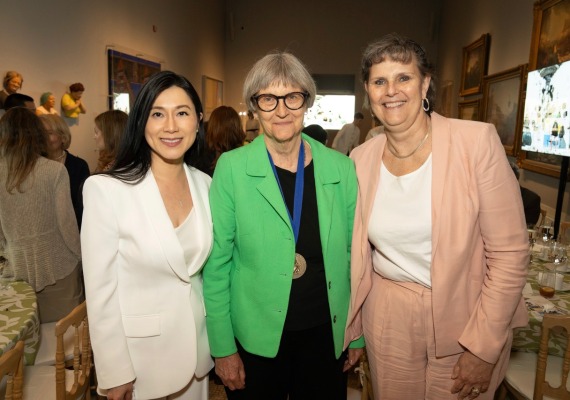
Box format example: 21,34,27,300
540,221,553,244
527,224,537,260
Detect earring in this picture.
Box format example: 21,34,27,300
422,98,430,112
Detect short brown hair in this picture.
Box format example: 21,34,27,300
69,82,84,93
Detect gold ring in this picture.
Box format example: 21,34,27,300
471,387,481,396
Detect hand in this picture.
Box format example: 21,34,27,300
450,350,494,399
107,381,134,400
215,353,246,391
343,347,364,372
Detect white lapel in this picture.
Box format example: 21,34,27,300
138,170,190,283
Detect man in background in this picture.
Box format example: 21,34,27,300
332,112,364,155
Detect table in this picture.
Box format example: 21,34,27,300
0,280,40,365
512,253,570,357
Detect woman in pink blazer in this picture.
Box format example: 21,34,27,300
344,33,528,399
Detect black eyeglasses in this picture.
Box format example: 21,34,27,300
251,92,309,112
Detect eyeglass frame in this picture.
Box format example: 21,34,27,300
251,91,309,112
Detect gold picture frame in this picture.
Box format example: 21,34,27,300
481,64,526,156
460,34,490,96
457,99,481,121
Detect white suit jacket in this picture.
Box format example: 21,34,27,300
81,165,214,399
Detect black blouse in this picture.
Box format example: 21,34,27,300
275,161,330,331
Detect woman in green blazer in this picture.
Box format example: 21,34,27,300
203,52,364,399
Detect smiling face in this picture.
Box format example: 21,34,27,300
255,81,306,145
6,76,22,94
145,86,201,166
365,58,430,133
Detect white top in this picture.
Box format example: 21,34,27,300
368,154,433,287
36,105,59,115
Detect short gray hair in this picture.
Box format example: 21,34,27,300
243,52,316,113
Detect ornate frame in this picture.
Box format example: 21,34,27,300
460,34,490,96
481,64,526,156
457,98,481,121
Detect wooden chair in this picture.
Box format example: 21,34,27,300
34,321,84,366
23,301,92,400
558,221,570,244
497,314,570,399
537,208,548,229
356,350,374,400
0,341,25,400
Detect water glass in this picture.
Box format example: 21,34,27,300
539,266,557,298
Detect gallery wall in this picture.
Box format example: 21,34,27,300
0,0,225,170
436,0,569,220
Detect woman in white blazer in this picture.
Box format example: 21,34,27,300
81,71,214,400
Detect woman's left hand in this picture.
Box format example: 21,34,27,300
343,348,364,372
450,350,494,399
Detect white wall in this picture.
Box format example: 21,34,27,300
0,0,225,170
436,0,569,221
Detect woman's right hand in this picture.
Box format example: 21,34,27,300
215,353,246,390
107,381,134,400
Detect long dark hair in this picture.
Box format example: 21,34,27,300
0,108,46,193
105,71,205,183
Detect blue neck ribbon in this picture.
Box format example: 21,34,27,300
267,140,305,243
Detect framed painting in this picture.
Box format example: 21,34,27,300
202,76,223,121
107,49,161,113
519,0,570,176
481,64,526,156
460,34,490,96
458,99,481,121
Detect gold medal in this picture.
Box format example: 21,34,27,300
293,253,307,279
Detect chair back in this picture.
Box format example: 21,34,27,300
537,208,548,230
559,221,570,244
54,301,91,400
357,351,374,400
0,340,24,400
534,314,570,399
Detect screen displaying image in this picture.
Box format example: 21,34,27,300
521,60,570,156
304,94,355,130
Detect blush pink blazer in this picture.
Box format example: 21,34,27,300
344,112,529,364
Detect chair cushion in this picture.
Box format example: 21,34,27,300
23,365,84,399
505,351,570,400
34,322,83,366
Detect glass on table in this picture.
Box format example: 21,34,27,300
527,224,538,260
538,265,557,298
539,221,553,244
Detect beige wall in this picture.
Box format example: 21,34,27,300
223,0,442,138
437,0,569,221
0,0,225,171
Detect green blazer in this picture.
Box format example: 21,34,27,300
203,134,363,359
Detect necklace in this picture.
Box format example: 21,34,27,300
386,124,431,159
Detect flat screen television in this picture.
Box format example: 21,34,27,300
521,60,570,156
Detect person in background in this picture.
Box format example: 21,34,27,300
244,110,260,142
203,51,363,400
0,71,23,109
0,108,83,323
365,115,385,141
510,161,541,227
332,112,364,155
39,114,90,229
198,105,245,176
36,92,59,115
3,93,36,111
61,82,86,119
303,123,328,145
82,71,214,400
93,109,128,173
345,33,528,399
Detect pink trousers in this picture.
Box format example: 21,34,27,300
362,273,512,399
